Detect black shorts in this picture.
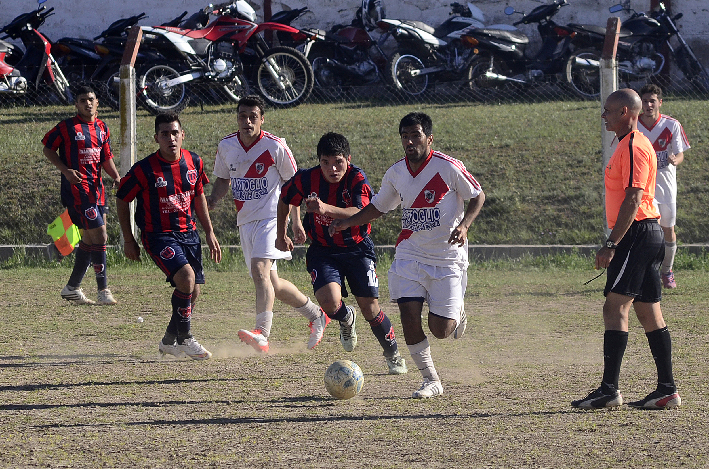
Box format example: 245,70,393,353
142,230,205,286
306,237,379,299
604,219,664,303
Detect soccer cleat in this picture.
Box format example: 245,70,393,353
571,386,623,409
238,329,270,353
661,271,677,289
339,306,358,352
178,337,212,360
97,289,117,305
627,389,681,409
454,306,467,339
159,340,185,359
412,378,444,398
307,312,331,349
385,353,408,375
60,285,96,305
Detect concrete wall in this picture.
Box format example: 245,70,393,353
2,0,707,65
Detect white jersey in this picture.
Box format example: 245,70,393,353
638,114,690,205
213,130,297,226
372,150,482,268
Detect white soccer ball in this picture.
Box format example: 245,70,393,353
324,360,364,400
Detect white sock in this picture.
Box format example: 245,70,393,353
407,338,439,382
255,311,273,338
662,241,677,274
295,298,321,322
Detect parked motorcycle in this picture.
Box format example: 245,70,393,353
0,0,72,103
565,1,709,98
137,0,314,113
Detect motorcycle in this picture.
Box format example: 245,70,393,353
565,1,709,98
137,0,314,113
378,0,517,96
461,0,584,101
0,0,72,103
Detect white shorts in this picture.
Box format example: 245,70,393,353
239,218,292,277
656,202,676,228
388,259,466,321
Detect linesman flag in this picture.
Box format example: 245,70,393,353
47,209,81,256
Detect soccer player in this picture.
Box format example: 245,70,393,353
207,95,326,353
571,89,681,410
43,85,120,306
638,83,690,289
330,113,485,398
116,112,221,360
277,132,407,374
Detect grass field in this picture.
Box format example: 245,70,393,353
2,256,708,468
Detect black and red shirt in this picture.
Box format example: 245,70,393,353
42,115,114,207
281,164,372,248
116,149,208,233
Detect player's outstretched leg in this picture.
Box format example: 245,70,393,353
238,311,272,353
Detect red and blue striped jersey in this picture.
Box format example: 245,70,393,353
281,164,372,248
116,149,208,233
42,115,114,207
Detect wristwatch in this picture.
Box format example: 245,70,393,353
605,239,618,249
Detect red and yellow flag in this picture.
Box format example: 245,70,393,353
47,209,81,256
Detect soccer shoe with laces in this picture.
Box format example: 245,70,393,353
60,285,96,305
159,340,185,359
453,306,467,339
97,289,117,305
412,378,444,398
339,306,358,352
238,329,270,353
385,353,408,375
661,271,677,289
307,313,331,349
571,387,623,409
178,337,212,360
628,389,681,409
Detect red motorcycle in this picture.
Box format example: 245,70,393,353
137,0,314,113
0,0,72,103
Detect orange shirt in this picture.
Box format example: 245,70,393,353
605,130,660,229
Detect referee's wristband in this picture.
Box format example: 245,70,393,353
605,239,618,249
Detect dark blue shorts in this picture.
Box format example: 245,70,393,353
306,237,379,299
605,219,664,303
142,230,205,286
67,204,106,230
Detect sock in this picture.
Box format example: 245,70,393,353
91,243,108,290
601,330,628,392
295,298,322,323
329,301,351,323
662,241,677,274
407,338,439,382
171,289,193,343
646,327,676,393
67,241,92,288
255,311,273,338
367,310,398,357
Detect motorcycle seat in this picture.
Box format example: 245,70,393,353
473,28,529,44
324,30,352,43
400,20,436,36
568,23,632,38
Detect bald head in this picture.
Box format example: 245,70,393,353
607,88,642,115
602,88,642,135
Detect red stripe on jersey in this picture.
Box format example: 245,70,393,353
263,131,297,172
433,151,481,190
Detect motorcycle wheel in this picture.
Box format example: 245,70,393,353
137,63,188,115
387,51,428,97
565,48,601,100
50,60,73,104
675,45,709,94
210,74,252,104
97,61,121,111
255,46,314,108
465,56,505,102
309,49,345,100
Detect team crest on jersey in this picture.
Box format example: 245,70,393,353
657,138,667,148
75,131,85,141
84,206,98,220
155,177,168,188
97,129,105,142
342,189,351,206
186,169,198,185
255,163,265,174
160,246,176,260
424,190,435,204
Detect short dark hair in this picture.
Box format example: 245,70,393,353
317,132,350,158
73,85,96,102
639,83,663,99
399,112,432,136
237,94,266,116
154,112,182,133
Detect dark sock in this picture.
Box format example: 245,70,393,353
171,289,193,343
91,243,108,290
601,330,628,392
68,241,92,287
367,310,397,357
646,327,676,393
328,301,351,323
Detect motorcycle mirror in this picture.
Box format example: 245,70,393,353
504,6,515,15
38,0,48,4
608,4,624,13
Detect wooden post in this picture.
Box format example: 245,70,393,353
601,17,620,235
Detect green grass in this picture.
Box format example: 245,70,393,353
1,99,707,245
